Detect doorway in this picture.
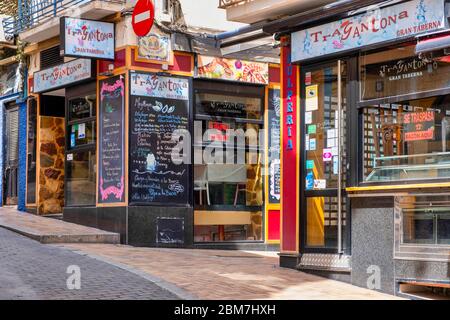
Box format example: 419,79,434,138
3,103,19,206
300,60,352,254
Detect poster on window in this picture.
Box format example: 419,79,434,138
403,111,435,142
98,75,126,204
268,88,281,204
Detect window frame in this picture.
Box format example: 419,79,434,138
357,42,450,186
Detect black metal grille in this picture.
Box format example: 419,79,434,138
40,45,64,69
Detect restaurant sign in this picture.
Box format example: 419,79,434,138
130,72,189,100
292,0,447,62
61,17,115,60
197,56,269,84
33,59,92,94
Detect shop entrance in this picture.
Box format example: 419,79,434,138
300,60,351,254
3,103,19,206
38,92,66,214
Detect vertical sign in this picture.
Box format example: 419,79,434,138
129,72,190,205
281,39,299,252
268,88,281,204
98,75,126,204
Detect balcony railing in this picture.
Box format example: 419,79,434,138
218,0,250,9
2,0,125,37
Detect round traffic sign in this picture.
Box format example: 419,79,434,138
132,0,155,37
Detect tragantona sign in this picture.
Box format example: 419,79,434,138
61,17,115,60
292,0,447,62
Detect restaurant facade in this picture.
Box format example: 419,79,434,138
18,12,281,249
266,0,450,297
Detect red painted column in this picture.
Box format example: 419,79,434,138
280,37,300,254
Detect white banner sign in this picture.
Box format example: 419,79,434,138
292,0,447,62
130,72,189,101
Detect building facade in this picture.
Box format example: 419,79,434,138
222,0,450,299
0,0,282,249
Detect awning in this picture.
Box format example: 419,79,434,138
416,33,450,54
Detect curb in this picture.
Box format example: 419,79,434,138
0,226,120,244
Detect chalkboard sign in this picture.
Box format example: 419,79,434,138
98,75,126,204
129,72,190,205
157,217,184,244
268,88,281,204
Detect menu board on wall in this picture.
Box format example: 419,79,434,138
129,72,190,205
268,88,281,204
98,75,126,204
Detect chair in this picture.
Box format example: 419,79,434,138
194,164,210,205
207,164,247,206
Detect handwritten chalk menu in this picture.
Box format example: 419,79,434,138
98,75,125,204
129,72,190,205
268,88,281,204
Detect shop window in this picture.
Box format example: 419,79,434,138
65,92,96,207
362,96,450,182
396,195,450,247
26,97,37,204
361,44,450,101
193,90,264,242
65,150,96,206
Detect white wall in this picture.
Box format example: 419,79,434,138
178,0,245,32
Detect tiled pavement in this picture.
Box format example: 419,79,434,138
0,207,119,244
58,244,403,300
0,207,402,300
0,228,178,300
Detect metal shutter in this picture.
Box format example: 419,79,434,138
7,108,19,163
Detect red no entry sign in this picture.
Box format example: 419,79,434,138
132,0,155,37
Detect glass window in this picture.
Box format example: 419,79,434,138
68,95,96,122
65,150,96,206
362,96,450,182
193,91,263,242
398,195,450,245
68,121,96,149
195,93,262,120
65,89,97,207
361,44,450,101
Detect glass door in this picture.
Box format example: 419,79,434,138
301,60,349,253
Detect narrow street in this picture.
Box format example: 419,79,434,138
0,227,178,300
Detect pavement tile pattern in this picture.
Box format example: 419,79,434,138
0,228,178,300
59,244,402,300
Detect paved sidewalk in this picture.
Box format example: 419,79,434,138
58,243,403,300
0,228,178,300
0,207,119,244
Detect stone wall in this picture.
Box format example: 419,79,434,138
38,116,65,215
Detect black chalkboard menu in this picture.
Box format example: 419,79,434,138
129,72,190,205
268,88,281,204
98,75,126,204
